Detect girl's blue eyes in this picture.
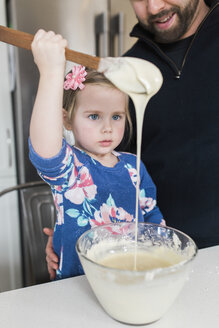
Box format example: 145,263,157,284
89,114,99,120
112,115,120,121
88,114,121,120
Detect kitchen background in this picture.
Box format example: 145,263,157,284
0,0,137,292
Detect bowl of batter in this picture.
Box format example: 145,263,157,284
76,222,197,325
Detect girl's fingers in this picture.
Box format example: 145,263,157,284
53,34,68,47
44,30,55,39
33,30,67,48
53,34,62,41
33,29,46,42
33,29,62,43
61,38,68,48
31,29,67,71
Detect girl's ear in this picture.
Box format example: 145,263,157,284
62,109,72,130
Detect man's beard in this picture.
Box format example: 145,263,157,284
139,0,199,43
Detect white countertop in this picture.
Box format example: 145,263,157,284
0,246,219,328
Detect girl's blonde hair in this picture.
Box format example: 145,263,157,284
63,68,132,146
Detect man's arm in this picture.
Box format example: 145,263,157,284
43,228,59,280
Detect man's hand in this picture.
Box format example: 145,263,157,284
43,228,59,280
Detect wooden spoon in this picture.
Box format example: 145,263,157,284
0,25,100,70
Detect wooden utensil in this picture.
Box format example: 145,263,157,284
0,25,100,70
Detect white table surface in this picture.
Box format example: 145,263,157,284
0,246,219,328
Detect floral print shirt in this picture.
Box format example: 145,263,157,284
29,138,163,278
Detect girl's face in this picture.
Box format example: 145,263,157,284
66,84,126,162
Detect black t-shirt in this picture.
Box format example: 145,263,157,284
157,35,194,70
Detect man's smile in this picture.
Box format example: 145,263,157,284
153,12,176,30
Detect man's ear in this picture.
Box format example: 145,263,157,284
62,109,72,130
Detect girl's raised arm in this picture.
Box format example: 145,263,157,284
29,29,67,158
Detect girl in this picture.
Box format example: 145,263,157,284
29,30,164,279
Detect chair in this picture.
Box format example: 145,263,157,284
0,181,56,287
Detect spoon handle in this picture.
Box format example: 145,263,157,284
0,25,100,70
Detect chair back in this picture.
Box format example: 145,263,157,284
20,183,56,286
0,181,56,286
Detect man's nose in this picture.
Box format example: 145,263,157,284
147,0,166,15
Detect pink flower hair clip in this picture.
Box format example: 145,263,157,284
64,65,87,91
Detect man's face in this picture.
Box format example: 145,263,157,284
130,0,200,43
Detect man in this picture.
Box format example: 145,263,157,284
45,0,219,279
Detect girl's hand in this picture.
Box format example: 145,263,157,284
30,29,66,158
31,29,67,76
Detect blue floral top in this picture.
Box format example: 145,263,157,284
29,138,163,278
